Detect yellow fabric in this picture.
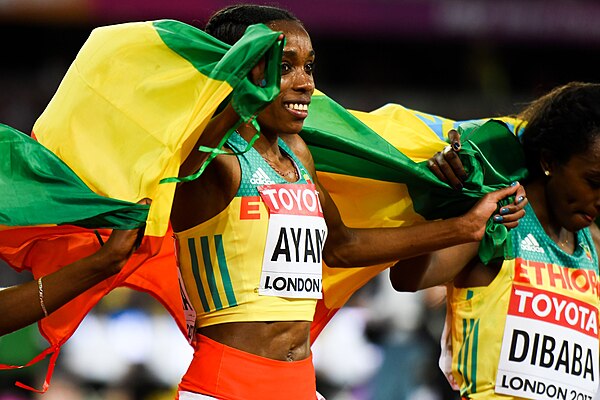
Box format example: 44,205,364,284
350,104,453,162
318,173,426,309
311,100,448,310
312,102,523,313
33,21,233,237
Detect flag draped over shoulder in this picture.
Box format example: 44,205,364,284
33,19,283,238
301,91,528,340
0,20,283,392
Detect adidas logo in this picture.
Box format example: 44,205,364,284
250,167,275,185
580,242,593,261
520,233,545,254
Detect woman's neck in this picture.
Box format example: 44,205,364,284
526,179,575,250
236,124,298,182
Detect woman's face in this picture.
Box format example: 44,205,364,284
545,136,600,231
257,20,315,136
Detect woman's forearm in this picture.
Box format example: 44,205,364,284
0,227,141,337
0,251,123,336
323,216,474,268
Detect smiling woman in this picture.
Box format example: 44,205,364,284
168,4,528,400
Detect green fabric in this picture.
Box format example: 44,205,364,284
154,21,283,122
302,95,411,182
1,22,283,230
0,324,44,369
0,124,148,229
155,21,283,184
301,95,528,264
456,121,526,262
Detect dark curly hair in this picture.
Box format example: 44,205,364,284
518,82,600,179
205,4,301,45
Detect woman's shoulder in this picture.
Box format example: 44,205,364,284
280,133,307,151
588,222,600,254
280,134,313,164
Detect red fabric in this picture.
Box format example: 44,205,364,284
179,335,317,400
0,225,186,392
0,345,60,393
310,297,340,345
0,223,349,392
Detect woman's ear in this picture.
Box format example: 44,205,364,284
539,149,554,176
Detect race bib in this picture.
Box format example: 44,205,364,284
496,282,599,400
257,184,327,299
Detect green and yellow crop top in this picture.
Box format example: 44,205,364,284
445,204,599,399
174,132,328,328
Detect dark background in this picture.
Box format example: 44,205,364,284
2,0,600,134
1,1,599,399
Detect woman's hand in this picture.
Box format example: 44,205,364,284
249,33,285,87
427,130,467,190
461,183,528,241
0,200,154,336
96,198,151,275
429,130,528,233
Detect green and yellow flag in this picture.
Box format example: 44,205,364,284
0,20,282,392
33,19,283,237
300,92,527,339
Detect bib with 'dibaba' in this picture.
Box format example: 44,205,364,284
448,203,599,400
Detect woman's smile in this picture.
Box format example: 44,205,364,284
284,102,309,118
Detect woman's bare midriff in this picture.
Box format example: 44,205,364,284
198,320,312,361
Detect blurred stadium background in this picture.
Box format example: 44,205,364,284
1,1,599,399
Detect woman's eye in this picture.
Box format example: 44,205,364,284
587,178,600,189
305,63,315,74
281,63,291,73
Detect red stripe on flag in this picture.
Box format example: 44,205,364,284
0,225,187,391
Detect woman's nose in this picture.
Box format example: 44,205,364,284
292,71,314,92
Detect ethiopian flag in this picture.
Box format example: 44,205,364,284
0,20,282,391
33,19,283,238
0,19,528,391
300,92,527,339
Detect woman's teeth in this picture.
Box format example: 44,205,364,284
286,103,308,111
